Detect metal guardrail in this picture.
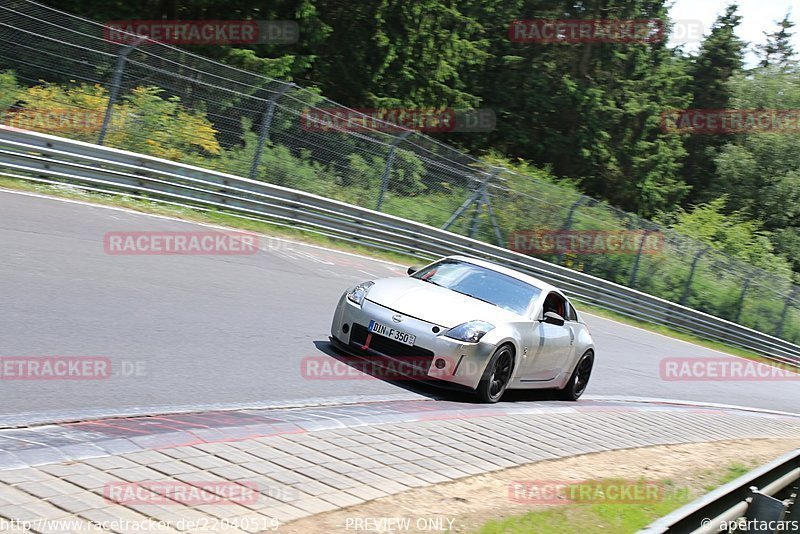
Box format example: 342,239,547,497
1,125,799,367
641,448,800,533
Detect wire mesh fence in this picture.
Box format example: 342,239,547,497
0,0,798,343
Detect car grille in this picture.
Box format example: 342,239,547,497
349,323,435,363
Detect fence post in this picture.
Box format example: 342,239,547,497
481,170,505,247
679,245,711,306
465,168,503,241
733,275,752,324
249,83,294,180
776,288,799,338
375,130,412,211
442,168,503,244
561,196,590,231
443,177,481,232
468,179,488,239
628,228,656,288
556,195,593,265
98,36,146,145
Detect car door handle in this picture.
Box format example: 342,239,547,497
568,327,575,345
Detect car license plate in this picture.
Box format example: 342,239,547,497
368,320,416,346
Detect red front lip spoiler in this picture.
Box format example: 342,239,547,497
361,332,373,350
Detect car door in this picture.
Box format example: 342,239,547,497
520,292,574,382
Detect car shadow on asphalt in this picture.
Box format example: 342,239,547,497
312,340,564,405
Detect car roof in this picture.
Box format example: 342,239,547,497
442,255,561,296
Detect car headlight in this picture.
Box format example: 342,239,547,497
444,320,495,343
346,281,374,306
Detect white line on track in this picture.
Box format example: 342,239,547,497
0,188,405,267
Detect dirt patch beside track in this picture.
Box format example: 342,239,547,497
281,438,798,533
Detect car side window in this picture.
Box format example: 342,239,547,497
565,301,578,322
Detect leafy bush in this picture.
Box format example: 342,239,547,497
2,74,220,160
0,70,20,111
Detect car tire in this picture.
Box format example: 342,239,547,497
476,344,514,404
557,350,593,401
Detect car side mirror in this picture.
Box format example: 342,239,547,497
542,311,565,326
407,265,420,275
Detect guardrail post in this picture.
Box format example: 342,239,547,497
745,487,789,527
628,228,656,288
375,130,412,211
639,448,800,533
249,83,294,180
776,288,799,338
98,36,147,145
679,245,711,305
786,483,799,518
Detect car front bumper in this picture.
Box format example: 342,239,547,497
330,294,496,390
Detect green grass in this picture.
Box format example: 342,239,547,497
475,465,753,534
0,175,795,375
709,464,751,489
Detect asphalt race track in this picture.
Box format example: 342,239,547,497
1,189,798,427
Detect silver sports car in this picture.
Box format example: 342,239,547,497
329,255,595,403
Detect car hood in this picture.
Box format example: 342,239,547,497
365,277,523,328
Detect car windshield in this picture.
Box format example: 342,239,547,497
412,259,541,316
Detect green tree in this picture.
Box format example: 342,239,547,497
39,0,324,80
711,66,800,273
667,197,791,275
462,0,690,216
681,4,745,204
756,14,796,68
309,0,486,108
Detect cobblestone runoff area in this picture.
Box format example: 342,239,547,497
0,399,799,533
